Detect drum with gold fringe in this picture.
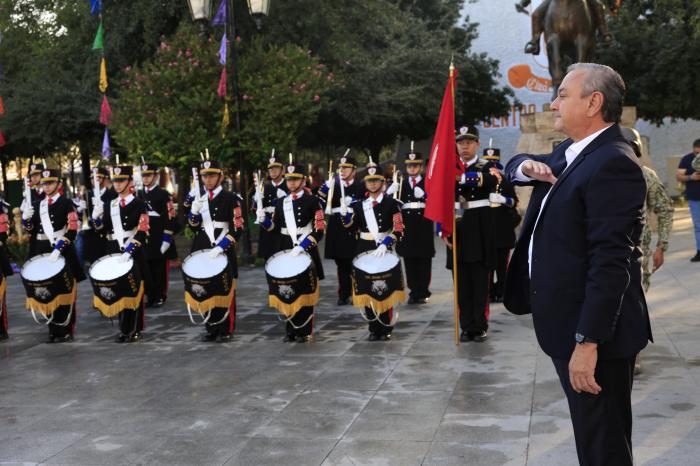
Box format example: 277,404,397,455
265,250,319,318
89,253,143,317
21,254,76,316
351,251,405,314
182,249,234,313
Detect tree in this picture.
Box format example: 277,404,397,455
595,0,700,123
111,24,333,173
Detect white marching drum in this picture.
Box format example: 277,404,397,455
265,250,319,319
21,253,75,322
182,249,234,321
351,250,405,317
89,253,143,318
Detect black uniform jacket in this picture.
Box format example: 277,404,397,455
345,194,404,255
395,175,434,258
139,186,179,261
318,177,366,259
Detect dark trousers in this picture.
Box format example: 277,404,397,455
205,294,236,337
146,258,169,303
404,257,432,300
455,261,490,334
335,258,353,299
365,306,393,336
491,248,510,299
552,356,636,466
286,306,313,337
1,294,8,335
49,303,76,338
119,302,144,336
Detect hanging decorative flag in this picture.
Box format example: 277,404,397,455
99,58,108,93
217,68,227,98
0,131,6,148
218,34,227,66
0,96,4,117
211,0,227,26
100,95,112,125
221,103,230,138
101,127,111,158
90,0,102,15
92,21,104,50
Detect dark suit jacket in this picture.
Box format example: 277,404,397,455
503,124,652,360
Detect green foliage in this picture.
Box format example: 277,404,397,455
595,0,700,123
111,24,333,171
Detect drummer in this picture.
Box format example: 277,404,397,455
83,166,116,265
91,164,151,343
317,153,366,306
186,160,244,342
341,159,405,341
0,201,13,341
28,162,46,206
261,162,325,342
21,168,86,343
253,154,288,260
139,163,178,308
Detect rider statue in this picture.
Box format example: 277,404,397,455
516,0,613,55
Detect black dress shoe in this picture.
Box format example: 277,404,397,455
407,296,416,305
381,333,392,341
283,334,296,342
691,252,700,262
337,297,350,305
414,297,429,305
296,335,312,343
152,298,165,308
218,333,233,342
47,334,57,344
56,334,74,343
128,332,141,343
473,330,488,342
368,333,380,341
459,331,473,343
114,333,127,343
0,331,8,341
201,333,217,342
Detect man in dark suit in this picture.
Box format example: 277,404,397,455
504,63,652,466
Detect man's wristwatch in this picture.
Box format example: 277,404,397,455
575,333,601,345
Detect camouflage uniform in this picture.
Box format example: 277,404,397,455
641,166,673,291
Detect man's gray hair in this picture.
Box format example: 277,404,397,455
567,63,625,123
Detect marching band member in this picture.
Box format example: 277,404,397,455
342,160,405,341
254,154,288,260
393,149,434,304
186,160,244,342
445,125,501,342
28,162,45,206
139,163,178,308
22,168,86,343
261,162,325,342
0,201,13,340
83,166,116,265
317,154,366,305
91,164,151,343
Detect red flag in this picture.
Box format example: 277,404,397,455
425,65,461,236
100,95,112,126
0,96,4,116
217,67,227,99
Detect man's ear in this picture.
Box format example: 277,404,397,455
587,91,605,118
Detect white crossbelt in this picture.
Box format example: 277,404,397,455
107,227,138,242
37,228,66,242
455,199,490,210
360,231,388,241
330,207,350,214
212,221,229,230
401,202,426,210
147,211,161,217
263,206,275,213
281,224,312,237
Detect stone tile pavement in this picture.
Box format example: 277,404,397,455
1,210,699,465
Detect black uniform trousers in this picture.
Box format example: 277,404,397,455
404,257,432,300
286,306,313,338
147,258,169,304
455,261,490,334
205,295,237,337
365,307,393,336
0,287,8,335
552,356,636,466
491,248,510,299
335,258,353,300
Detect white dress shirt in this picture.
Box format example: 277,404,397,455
517,125,612,276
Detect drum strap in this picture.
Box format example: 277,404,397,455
39,199,58,245
363,199,381,244
283,196,302,245
110,199,128,249
200,195,220,245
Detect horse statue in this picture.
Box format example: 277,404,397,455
516,0,613,96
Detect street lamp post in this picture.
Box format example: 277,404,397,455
186,0,270,264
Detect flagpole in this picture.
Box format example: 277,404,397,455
449,61,460,347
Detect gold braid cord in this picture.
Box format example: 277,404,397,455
93,283,144,318
0,276,6,300
26,281,77,316
185,282,236,314
269,286,320,318
351,289,405,315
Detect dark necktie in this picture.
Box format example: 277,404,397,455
292,193,298,200
411,177,416,188
120,199,126,208
372,200,378,208
209,190,214,200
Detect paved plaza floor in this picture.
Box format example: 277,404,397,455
1,210,699,465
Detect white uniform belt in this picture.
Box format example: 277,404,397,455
281,225,312,237
263,206,275,213
360,231,389,241
212,221,229,230
107,227,138,242
147,211,160,217
330,207,349,214
401,202,426,210
37,228,66,241
455,199,490,210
